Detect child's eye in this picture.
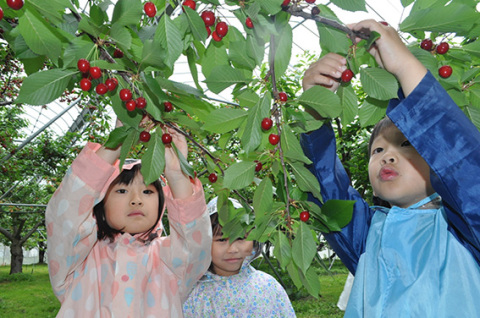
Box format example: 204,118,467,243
372,147,383,155
143,189,154,194
401,140,411,147
215,238,227,242
116,189,127,194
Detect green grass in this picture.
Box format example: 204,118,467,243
0,264,60,317
0,261,348,317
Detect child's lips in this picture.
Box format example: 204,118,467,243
224,258,243,263
379,167,398,181
128,210,145,217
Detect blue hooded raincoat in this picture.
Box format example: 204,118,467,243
300,71,480,317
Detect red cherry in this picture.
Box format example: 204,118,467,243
212,31,222,42
80,78,92,91
436,42,449,55
341,69,354,82
7,0,24,10
208,173,218,183
164,101,173,112
278,92,288,102
96,83,108,95
206,26,212,38
105,78,118,91
379,21,388,26
0,7,3,21
89,66,102,80
77,59,90,73
254,161,262,172
281,0,291,6
300,211,310,222
144,2,157,17
269,134,280,145
125,100,136,111
306,0,315,3
119,88,132,101
201,10,215,27
261,118,273,131
439,65,452,78
215,21,228,38
182,0,196,11
139,131,151,143
113,48,124,58
136,97,147,109
162,133,173,144
420,39,433,51
246,17,254,29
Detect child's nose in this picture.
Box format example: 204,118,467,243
130,193,143,206
381,152,397,165
227,242,240,253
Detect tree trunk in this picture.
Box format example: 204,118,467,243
38,240,46,264
10,240,24,274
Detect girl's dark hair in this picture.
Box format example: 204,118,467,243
368,116,394,208
93,164,165,242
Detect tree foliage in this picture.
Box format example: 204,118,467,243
1,0,480,293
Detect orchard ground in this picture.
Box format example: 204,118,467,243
0,260,349,317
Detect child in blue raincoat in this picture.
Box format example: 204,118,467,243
300,19,480,317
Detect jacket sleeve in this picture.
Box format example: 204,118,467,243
387,71,480,265
156,178,212,302
300,125,375,274
46,143,120,300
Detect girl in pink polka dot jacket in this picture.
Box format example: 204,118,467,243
46,121,212,317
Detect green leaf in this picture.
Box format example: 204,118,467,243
141,39,167,70
400,3,480,35
360,68,399,100
111,93,143,128
290,162,322,202
321,199,355,231
156,14,183,69
281,124,312,165
16,69,75,105
331,0,367,12
223,161,256,190
172,143,195,178
18,10,62,63
104,126,129,149
364,31,380,50
253,178,273,222
110,24,132,50
202,43,229,78
316,6,351,54
203,108,247,133
359,98,388,127
119,128,140,169
204,65,250,94
141,131,166,185
463,40,480,58
300,267,321,298
337,85,358,127
111,0,143,27
229,40,257,70
292,222,317,275
259,0,284,15
183,6,208,42
186,47,202,91
241,94,271,153
298,86,342,118
273,22,292,80
273,231,292,269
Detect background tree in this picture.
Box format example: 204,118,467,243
0,0,479,295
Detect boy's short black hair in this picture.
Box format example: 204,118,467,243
93,164,165,242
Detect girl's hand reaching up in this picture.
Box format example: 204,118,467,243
163,125,193,199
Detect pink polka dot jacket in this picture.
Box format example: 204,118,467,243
46,143,212,317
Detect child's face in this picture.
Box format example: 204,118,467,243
103,172,159,235
368,125,434,208
211,233,254,277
